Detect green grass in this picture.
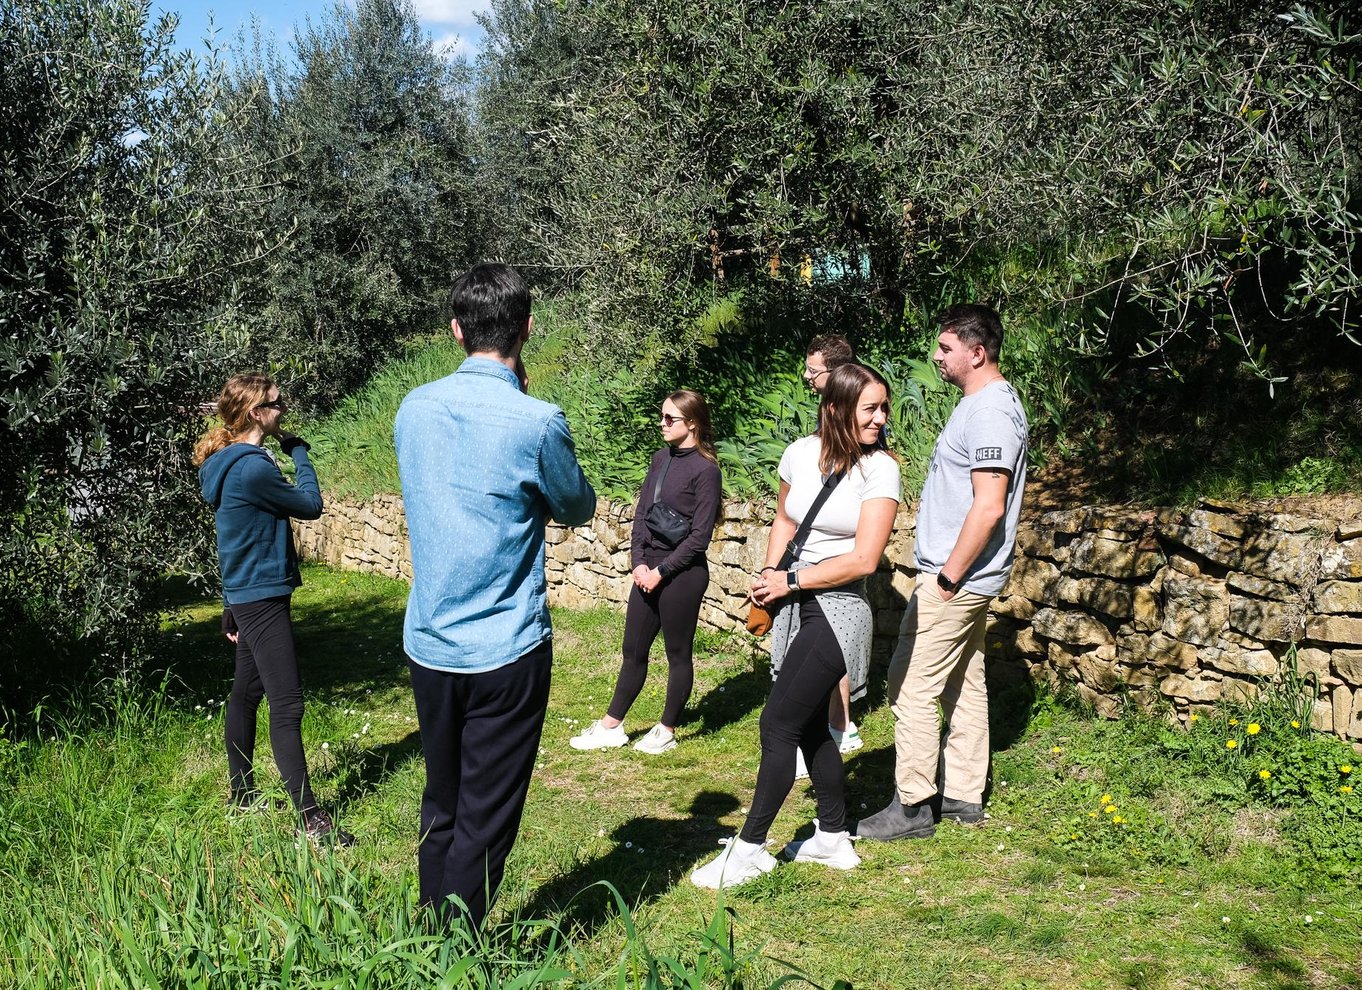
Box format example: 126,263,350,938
3,565,1360,988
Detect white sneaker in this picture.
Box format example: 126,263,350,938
829,721,863,753
633,724,677,754
794,747,809,780
690,837,779,889
569,719,627,750
782,826,861,870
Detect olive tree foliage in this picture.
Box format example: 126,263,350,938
233,0,484,410
476,0,1360,381
0,0,278,698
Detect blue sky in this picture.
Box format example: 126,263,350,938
152,0,490,62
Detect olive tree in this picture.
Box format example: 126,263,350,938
0,0,279,701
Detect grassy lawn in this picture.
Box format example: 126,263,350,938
2,565,1359,989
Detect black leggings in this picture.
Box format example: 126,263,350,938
740,596,847,843
606,564,709,728
225,595,315,811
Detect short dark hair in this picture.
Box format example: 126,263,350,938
449,263,531,356
936,304,1003,363
806,334,855,368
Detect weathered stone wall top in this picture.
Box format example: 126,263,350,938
294,493,1362,742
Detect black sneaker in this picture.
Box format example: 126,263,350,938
940,797,985,824
854,797,936,841
299,807,356,848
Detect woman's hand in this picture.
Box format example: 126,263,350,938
637,567,663,593
750,569,793,607
631,564,650,589
277,431,310,456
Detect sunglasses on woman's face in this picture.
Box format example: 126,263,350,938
660,414,687,427
256,398,287,410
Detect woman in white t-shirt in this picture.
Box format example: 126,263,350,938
691,363,900,889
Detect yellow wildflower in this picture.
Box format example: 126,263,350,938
1246,723,1260,735
1291,720,1301,729
1052,746,1063,754
1088,811,1098,818
1112,816,1126,824
1104,805,1118,814
1226,740,1238,749
1188,713,1199,723
1100,793,1113,805
1229,719,1239,727
1341,765,1353,775
1341,785,1354,795
1259,770,1272,780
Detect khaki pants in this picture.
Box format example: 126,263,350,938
886,574,993,805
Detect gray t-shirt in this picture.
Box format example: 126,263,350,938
913,379,1028,596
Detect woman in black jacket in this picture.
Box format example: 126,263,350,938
571,390,722,755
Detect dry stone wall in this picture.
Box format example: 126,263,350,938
293,494,1362,740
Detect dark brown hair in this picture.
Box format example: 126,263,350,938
806,333,855,368
937,304,1004,362
666,389,718,463
192,374,274,466
816,364,891,476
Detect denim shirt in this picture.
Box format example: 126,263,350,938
396,357,596,672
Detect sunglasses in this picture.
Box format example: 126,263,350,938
660,414,688,427
256,398,287,410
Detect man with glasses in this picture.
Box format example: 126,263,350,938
396,263,596,928
803,334,855,394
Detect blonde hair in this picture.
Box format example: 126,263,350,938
192,374,274,466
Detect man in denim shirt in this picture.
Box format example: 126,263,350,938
396,263,596,927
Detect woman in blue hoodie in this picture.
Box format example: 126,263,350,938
194,374,350,845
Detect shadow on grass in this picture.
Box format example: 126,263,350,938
1233,928,1315,990
332,730,423,805
156,584,410,713
686,667,770,738
518,790,740,939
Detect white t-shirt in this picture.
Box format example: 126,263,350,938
778,436,901,563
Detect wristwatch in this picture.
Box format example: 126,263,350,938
787,570,800,590
936,571,960,593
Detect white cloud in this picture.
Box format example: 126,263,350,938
431,31,477,61
412,0,490,25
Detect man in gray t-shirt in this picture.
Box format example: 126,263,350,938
857,304,1028,842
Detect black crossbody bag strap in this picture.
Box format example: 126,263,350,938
652,453,671,504
776,469,845,571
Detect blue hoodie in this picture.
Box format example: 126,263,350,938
199,443,323,605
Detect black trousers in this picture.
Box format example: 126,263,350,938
225,594,315,811
409,641,552,929
740,596,848,844
606,563,708,728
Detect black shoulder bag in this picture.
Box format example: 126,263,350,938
643,454,691,548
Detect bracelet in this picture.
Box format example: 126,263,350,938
759,566,776,574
